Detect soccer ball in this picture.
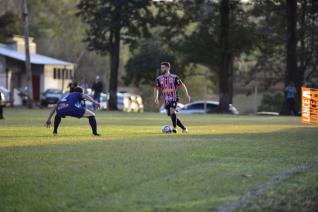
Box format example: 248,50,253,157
161,125,172,133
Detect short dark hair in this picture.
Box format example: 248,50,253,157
161,62,170,68
73,86,83,93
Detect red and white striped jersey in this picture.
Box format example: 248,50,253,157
155,73,183,105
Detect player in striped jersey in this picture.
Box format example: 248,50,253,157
154,62,191,133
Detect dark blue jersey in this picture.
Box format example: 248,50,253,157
56,92,85,118
58,92,83,108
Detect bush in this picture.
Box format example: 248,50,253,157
258,92,284,112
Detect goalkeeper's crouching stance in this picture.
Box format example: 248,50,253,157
45,86,101,136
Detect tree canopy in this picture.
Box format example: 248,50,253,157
77,0,154,110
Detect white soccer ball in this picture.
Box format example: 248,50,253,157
161,125,172,133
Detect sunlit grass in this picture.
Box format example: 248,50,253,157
0,108,317,211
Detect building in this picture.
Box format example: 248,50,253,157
0,35,74,105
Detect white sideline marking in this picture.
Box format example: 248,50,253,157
215,159,318,212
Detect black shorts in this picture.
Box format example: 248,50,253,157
164,101,178,116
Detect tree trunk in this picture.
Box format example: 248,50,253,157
108,29,120,110
218,0,232,113
281,0,299,115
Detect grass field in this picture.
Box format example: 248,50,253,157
0,108,317,211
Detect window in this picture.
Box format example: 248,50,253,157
207,103,218,110
207,103,218,113
69,70,73,79
57,69,61,79
53,68,57,79
187,103,204,110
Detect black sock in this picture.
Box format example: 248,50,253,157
177,118,186,130
171,113,177,128
89,116,97,134
53,115,61,133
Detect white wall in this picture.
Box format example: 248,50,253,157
44,65,74,92
0,56,6,88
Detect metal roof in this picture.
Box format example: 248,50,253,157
0,43,73,65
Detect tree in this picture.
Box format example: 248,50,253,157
77,0,153,110
26,0,111,86
156,0,255,113
0,11,20,43
286,0,298,85
125,40,184,87
251,0,318,113
278,0,299,114
249,0,286,85
218,0,232,113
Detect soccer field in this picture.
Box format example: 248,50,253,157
0,108,317,211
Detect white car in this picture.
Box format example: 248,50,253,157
104,92,144,112
179,101,239,114
159,103,185,114
85,93,108,110
116,92,144,112
0,92,5,105
0,86,10,105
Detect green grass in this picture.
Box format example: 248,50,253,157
0,108,317,211
237,169,318,212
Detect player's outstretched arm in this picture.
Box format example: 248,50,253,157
82,94,100,108
181,83,191,103
154,88,159,105
46,104,57,128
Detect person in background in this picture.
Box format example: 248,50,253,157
0,91,4,119
91,75,104,110
285,81,297,115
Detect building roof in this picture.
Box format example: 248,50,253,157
0,43,73,65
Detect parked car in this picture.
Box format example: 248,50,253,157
0,86,10,106
179,101,239,114
0,92,5,105
159,103,185,114
84,93,108,110
40,89,63,106
116,92,144,112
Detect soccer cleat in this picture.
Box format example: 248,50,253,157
182,128,188,133
172,128,177,133
53,132,57,136
93,133,101,136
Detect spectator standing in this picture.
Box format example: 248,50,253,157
285,82,297,115
92,75,104,110
0,91,4,119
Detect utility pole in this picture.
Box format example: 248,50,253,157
253,78,258,114
22,0,33,108
62,66,66,92
204,70,208,113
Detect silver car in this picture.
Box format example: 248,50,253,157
40,89,63,106
106,92,144,112
179,100,239,114
84,93,108,110
159,103,185,114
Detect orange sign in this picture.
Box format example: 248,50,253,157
302,87,318,124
